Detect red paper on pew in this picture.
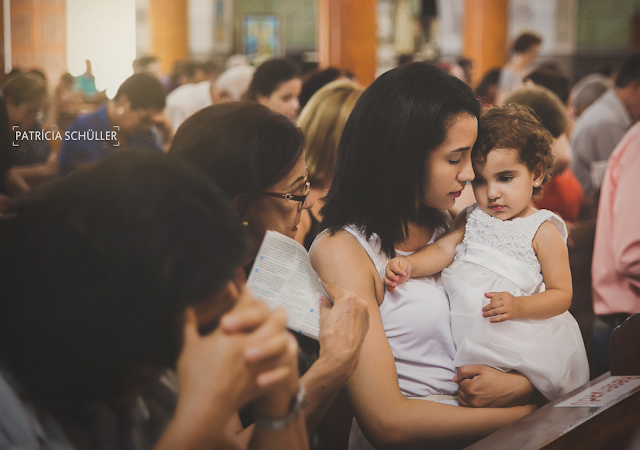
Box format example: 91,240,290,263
555,376,640,408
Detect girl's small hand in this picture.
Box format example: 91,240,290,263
384,257,412,292
482,292,521,322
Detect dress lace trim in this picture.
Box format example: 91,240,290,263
462,204,562,273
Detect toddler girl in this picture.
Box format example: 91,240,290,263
385,104,589,401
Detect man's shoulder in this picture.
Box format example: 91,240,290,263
572,103,621,140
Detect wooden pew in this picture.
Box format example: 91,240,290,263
466,313,640,449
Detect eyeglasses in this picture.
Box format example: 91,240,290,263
262,171,311,211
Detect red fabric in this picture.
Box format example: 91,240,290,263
534,168,584,223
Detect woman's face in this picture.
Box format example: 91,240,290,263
257,78,302,121
243,153,313,256
421,113,477,210
7,99,45,129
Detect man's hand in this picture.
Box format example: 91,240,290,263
317,283,370,378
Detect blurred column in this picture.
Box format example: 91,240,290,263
149,0,188,73
463,0,508,88
318,0,376,86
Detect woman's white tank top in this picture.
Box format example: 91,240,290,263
341,226,458,397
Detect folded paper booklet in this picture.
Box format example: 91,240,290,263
247,231,333,340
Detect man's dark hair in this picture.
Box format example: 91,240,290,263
320,62,481,257
243,58,302,101
397,54,414,66
169,102,304,216
114,73,166,109
615,52,640,88
525,67,571,105
0,150,246,416
475,68,501,101
299,67,343,109
513,32,542,54
132,55,159,71
201,60,218,76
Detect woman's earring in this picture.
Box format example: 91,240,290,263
242,221,249,226
117,107,125,115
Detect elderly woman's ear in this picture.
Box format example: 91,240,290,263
232,193,250,220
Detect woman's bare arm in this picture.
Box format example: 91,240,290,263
311,231,536,449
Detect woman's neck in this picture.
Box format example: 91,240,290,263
394,220,434,253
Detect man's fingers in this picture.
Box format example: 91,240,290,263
256,366,291,388
221,296,270,332
245,333,289,363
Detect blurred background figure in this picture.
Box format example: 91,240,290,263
243,58,303,121
524,66,573,133
498,32,542,102
226,53,251,69
570,52,640,212
166,64,255,131
299,67,351,110
295,79,363,248
76,59,98,99
3,73,57,193
133,55,162,78
570,73,612,119
396,54,414,66
59,72,167,176
457,57,474,85
54,73,89,134
475,68,501,106
505,85,584,223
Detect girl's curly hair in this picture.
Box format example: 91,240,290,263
472,104,555,197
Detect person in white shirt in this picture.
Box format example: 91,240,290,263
165,64,255,131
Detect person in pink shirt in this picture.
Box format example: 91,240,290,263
591,122,640,376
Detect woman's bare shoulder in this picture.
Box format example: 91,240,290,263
310,229,382,303
311,229,369,266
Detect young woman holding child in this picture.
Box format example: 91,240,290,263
310,63,541,450
386,104,589,402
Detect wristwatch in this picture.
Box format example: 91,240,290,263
254,384,306,430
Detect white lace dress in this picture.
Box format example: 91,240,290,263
441,204,590,401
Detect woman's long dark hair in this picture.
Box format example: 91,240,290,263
320,63,481,257
0,151,246,418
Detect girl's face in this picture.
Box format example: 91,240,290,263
242,153,314,256
422,113,477,210
257,78,302,121
472,147,544,220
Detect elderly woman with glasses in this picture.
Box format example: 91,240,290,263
169,102,370,441
58,73,171,177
